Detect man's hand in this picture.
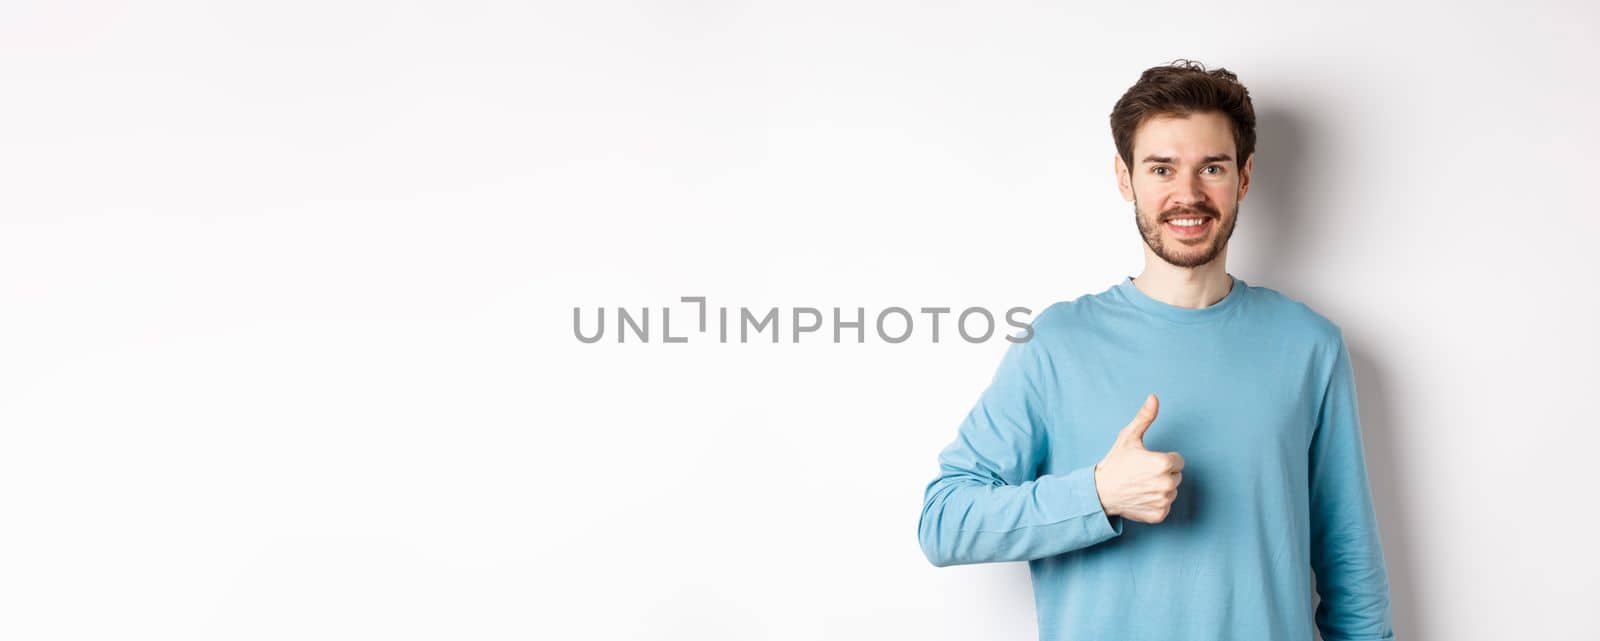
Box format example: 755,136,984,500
1093,393,1185,524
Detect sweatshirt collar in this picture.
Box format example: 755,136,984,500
1114,273,1246,325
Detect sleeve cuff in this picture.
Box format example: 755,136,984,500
1035,464,1124,542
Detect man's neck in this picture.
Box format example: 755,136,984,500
1131,258,1233,310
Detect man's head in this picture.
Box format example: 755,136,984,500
1110,60,1256,269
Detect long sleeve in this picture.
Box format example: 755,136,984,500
1308,333,1395,640
917,332,1123,568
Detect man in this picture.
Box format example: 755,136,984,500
916,60,1395,641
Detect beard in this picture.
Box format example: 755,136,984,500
1133,199,1239,269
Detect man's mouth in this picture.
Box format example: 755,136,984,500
1163,215,1214,238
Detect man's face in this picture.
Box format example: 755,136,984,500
1115,111,1252,269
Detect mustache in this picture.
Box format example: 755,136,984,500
1160,204,1220,220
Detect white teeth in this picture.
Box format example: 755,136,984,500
1169,218,1207,227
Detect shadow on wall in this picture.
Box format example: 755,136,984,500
1247,105,1425,641
1237,105,1314,285
1342,348,1424,641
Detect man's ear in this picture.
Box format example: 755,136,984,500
1115,154,1134,202
1237,152,1254,202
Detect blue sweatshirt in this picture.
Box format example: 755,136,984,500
917,274,1394,641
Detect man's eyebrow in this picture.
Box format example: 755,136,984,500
1140,154,1235,164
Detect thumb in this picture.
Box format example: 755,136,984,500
1117,393,1159,449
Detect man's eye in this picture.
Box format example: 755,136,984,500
1152,167,1169,176
1203,165,1223,175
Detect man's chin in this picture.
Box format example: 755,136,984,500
1157,246,1222,268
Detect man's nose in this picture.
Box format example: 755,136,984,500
1173,172,1206,206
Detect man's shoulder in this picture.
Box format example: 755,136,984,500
1019,283,1126,345
1240,281,1346,346
1031,283,1122,330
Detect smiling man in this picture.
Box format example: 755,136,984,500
917,60,1395,641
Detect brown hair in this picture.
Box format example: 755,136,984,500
1110,59,1256,171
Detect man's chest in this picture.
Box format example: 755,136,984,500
1036,333,1323,475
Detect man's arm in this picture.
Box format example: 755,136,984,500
1308,333,1395,640
917,333,1122,568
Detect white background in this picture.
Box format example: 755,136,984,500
2,1,1596,639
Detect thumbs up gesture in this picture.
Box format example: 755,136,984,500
1093,393,1185,524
